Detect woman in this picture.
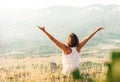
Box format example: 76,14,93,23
37,25,104,77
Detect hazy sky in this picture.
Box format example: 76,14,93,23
0,0,120,9
0,0,120,41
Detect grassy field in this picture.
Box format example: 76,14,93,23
0,55,109,82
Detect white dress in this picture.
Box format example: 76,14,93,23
62,47,80,75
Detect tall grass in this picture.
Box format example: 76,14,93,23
0,51,119,82
0,59,107,82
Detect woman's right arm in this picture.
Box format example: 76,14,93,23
37,25,70,54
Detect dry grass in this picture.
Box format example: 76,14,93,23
0,55,108,82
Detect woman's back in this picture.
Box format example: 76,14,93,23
62,47,80,75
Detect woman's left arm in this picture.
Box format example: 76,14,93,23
77,26,104,50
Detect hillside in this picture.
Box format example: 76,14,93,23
0,5,120,57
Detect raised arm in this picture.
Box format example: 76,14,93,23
77,26,104,51
37,25,70,53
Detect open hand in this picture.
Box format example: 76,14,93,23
37,25,45,31
97,26,104,31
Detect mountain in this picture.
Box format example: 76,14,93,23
0,5,120,57
37,5,120,33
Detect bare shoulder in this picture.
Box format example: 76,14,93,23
63,46,72,55
76,45,81,53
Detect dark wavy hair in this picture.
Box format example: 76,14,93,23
66,33,79,47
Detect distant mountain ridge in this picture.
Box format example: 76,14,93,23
1,4,120,40
37,4,120,31
35,4,120,41
0,4,120,56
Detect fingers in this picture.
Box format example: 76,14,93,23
37,25,44,28
37,25,41,29
100,26,105,30
97,26,105,31
37,25,45,31
37,25,40,28
100,26,104,29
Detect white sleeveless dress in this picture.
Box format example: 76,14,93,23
62,47,80,75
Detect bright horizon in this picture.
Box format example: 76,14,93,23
0,0,120,9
